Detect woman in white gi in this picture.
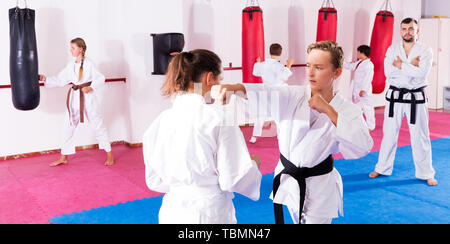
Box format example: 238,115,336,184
343,45,376,131
39,38,114,167
143,49,262,224
369,18,438,186
212,41,374,224
249,43,294,143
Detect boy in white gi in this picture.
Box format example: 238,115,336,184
40,38,114,167
370,18,438,186
143,49,262,224
213,41,374,224
344,45,375,131
249,43,294,144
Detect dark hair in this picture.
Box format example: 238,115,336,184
162,49,222,96
401,18,418,25
357,45,371,58
270,43,283,56
307,40,344,70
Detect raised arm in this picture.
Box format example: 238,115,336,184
276,61,293,82
343,60,357,71
211,83,305,123
253,61,263,77
44,63,72,88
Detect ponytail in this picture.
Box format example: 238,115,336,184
162,52,194,96
79,57,84,82
161,49,222,97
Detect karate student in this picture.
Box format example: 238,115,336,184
143,49,262,224
212,41,373,224
249,43,294,143
343,45,376,130
39,38,114,167
369,18,438,186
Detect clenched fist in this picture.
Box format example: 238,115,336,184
211,84,231,105
39,74,46,82
82,86,93,94
309,94,332,114
309,93,339,126
211,84,246,105
393,56,402,69
411,56,420,67
286,58,294,68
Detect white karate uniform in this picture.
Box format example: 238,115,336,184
375,42,435,180
344,59,376,130
253,58,293,86
45,58,111,155
251,58,293,137
243,84,374,224
143,93,262,224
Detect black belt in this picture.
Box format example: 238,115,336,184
273,154,334,224
386,85,426,125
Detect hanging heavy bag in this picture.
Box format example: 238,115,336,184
9,1,40,111
316,0,337,42
151,33,185,75
242,0,265,84
370,0,394,94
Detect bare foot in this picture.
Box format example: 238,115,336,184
427,178,438,186
104,152,114,166
104,158,114,166
369,171,381,178
50,155,68,167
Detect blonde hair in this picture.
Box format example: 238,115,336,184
307,40,344,70
71,38,87,81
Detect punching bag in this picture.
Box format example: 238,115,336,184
242,1,264,84
370,1,394,94
316,0,337,42
9,4,40,111
151,33,185,75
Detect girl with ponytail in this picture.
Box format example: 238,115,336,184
39,38,114,167
143,49,262,224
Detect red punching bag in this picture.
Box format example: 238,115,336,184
242,0,264,83
316,0,337,42
370,1,394,94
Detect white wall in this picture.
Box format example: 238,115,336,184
0,0,422,156
422,0,450,17
421,0,450,90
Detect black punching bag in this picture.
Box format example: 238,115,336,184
151,33,185,75
9,6,40,111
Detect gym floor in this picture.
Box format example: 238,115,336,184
1,108,449,224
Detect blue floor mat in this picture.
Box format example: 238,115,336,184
50,137,450,224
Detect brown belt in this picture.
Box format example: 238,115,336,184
67,82,92,123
